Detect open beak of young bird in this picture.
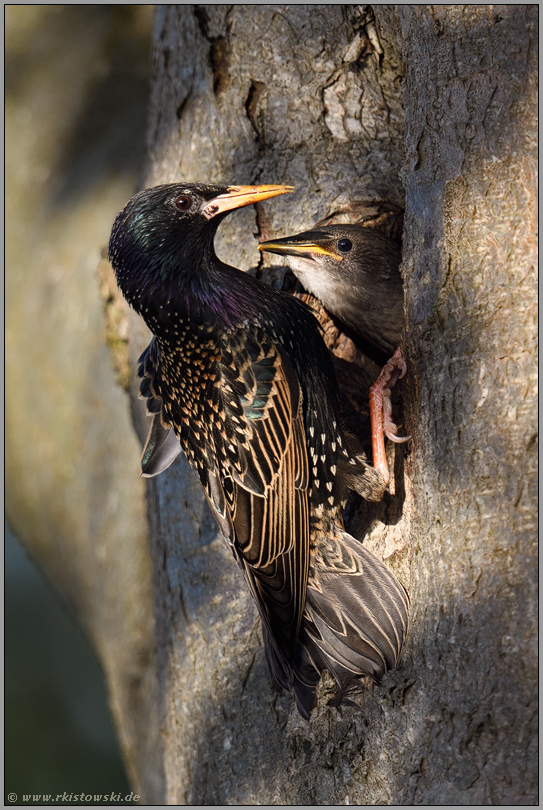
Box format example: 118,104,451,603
202,185,295,220
258,235,344,261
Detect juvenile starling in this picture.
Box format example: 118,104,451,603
259,225,409,484
258,224,403,358
109,184,408,718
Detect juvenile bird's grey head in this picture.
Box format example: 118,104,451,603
259,224,404,357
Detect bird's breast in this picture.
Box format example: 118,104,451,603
153,319,222,431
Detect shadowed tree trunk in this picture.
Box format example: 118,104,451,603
7,4,537,805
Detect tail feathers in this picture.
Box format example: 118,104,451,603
290,529,408,712
303,530,408,693
261,529,408,718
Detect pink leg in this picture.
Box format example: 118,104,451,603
369,347,411,486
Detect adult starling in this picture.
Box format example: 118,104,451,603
259,225,409,484
109,184,408,718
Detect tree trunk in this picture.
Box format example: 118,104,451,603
135,4,537,804
7,4,537,805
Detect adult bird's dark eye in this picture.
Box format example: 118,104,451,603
337,238,353,253
175,195,192,211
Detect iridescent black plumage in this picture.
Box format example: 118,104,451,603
109,183,408,718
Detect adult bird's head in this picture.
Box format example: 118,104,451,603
259,223,403,357
109,183,294,310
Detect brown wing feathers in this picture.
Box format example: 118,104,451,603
216,330,311,667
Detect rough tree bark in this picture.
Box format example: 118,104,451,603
7,4,537,806
129,4,536,804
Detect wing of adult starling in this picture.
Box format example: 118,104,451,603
139,325,311,668
215,325,311,664
138,340,182,476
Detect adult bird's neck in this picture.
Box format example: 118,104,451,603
134,249,263,334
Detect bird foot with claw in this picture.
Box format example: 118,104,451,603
369,347,411,486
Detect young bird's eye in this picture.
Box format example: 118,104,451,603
337,238,353,253
174,195,192,211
